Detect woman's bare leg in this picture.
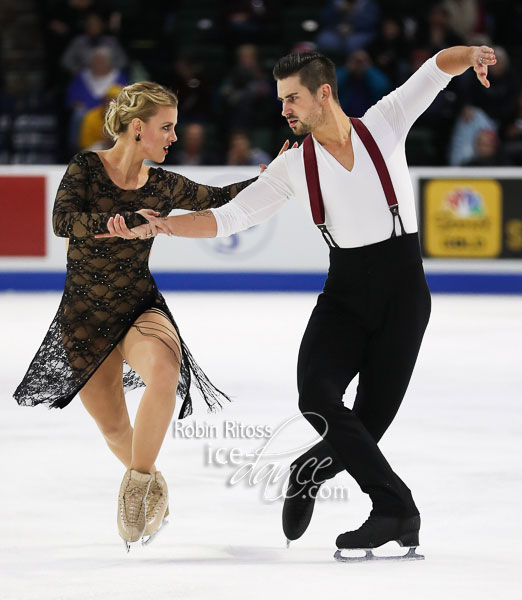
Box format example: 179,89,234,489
118,310,181,474
79,345,157,471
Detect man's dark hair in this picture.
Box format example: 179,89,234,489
273,52,339,103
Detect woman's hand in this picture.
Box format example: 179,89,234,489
95,212,159,240
259,139,298,173
471,46,496,88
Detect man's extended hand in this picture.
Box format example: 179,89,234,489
471,46,496,88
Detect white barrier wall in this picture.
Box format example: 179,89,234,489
0,165,329,273
1,164,521,293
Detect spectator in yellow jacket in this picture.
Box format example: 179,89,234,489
79,84,123,150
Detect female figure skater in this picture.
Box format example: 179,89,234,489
14,81,256,551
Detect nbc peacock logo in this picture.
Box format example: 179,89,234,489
424,178,502,258
444,188,485,218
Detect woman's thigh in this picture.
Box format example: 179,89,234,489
118,308,181,387
79,345,130,434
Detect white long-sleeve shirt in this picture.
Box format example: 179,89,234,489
211,55,453,248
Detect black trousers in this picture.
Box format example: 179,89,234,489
296,233,431,517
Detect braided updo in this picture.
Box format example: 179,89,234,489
104,81,178,141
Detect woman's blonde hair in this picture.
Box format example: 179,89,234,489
104,81,178,140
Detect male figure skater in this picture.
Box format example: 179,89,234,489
102,45,495,560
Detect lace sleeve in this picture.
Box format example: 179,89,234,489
52,154,148,238
163,170,257,212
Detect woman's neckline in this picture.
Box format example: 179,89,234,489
88,151,153,191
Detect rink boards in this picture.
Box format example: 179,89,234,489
1,164,521,293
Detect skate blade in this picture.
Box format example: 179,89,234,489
334,546,425,563
286,538,291,549
141,518,169,546
122,537,144,553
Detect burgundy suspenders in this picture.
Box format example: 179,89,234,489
302,117,406,248
303,132,339,247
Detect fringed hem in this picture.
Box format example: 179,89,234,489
14,300,231,420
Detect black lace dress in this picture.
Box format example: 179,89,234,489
14,151,254,418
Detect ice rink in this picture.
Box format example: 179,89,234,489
1,291,521,600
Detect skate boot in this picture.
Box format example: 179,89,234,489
117,469,152,552
142,471,169,546
283,442,343,545
282,475,324,545
334,514,424,562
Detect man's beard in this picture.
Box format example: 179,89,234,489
293,120,312,135
289,107,324,136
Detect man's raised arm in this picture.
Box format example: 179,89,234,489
370,45,496,141
436,45,496,86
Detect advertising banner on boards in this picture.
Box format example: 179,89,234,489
419,178,522,259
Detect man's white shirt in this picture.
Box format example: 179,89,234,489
210,54,453,248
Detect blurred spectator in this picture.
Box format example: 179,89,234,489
44,0,101,81
464,128,511,166
61,12,127,75
443,0,486,41
503,91,522,165
226,130,270,166
4,0,522,165
219,45,273,128
78,84,122,151
415,4,463,55
66,47,128,113
337,50,391,117
316,0,381,55
448,105,496,165
46,0,102,45
166,123,218,166
66,46,128,152
367,16,412,86
46,0,116,41
225,0,278,45
161,55,213,124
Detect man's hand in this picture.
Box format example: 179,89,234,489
436,45,496,85
471,46,496,88
260,139,298,172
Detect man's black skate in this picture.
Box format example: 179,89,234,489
283,442,343,545
282,478,323,544
334,514,424,562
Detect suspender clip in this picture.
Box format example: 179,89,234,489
318,224,339,248
389,204,406,238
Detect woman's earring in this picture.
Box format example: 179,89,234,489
135,133,141,142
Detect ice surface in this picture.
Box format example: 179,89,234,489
1,292,521,599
